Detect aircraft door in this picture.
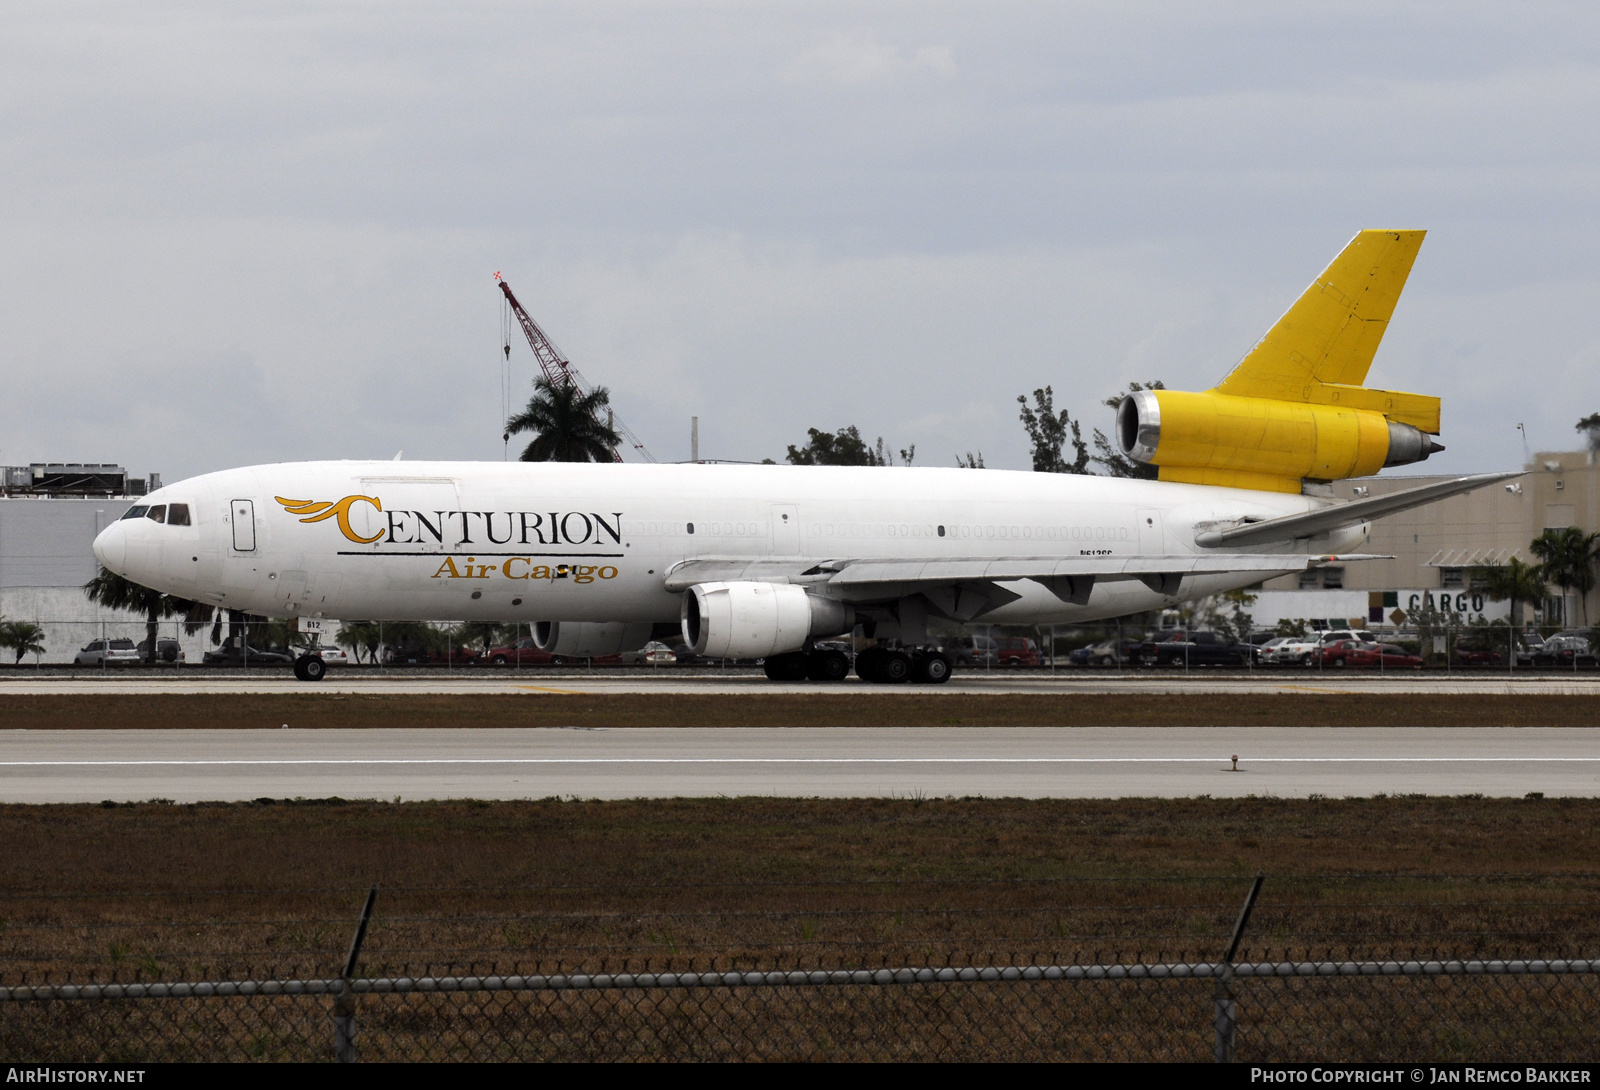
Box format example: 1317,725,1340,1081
232,500,257,552
771,504,800,555
1136,508,1163,555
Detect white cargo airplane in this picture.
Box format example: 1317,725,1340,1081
94,230,1514,683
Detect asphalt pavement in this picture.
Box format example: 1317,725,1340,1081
2,726,1595,802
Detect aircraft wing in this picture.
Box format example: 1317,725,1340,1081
1193,472,1521,548
665,552,1383,615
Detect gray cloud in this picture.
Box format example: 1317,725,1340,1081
3,2,1598,479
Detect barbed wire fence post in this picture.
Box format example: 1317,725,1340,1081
1214,871,1264,1063
333,884,378,1063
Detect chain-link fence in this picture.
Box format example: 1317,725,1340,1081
5,958,1598,1062
5,875,1600,1062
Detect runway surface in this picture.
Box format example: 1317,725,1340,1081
4,671,1600,695
3,727,1595,802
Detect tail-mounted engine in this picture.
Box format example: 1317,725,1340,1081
1111,229,1447,494
1117,389,1444,494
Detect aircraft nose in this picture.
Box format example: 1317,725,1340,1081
93,520,128,574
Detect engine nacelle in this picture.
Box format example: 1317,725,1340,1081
681,582,853,659
1117,388,1443,494
534,621,654,658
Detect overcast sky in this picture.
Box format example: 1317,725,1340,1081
4,2,1598,480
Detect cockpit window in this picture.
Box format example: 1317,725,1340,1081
146,505,167,523
121,506,148,520
167,503,191,526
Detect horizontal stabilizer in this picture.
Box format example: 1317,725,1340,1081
1194,472,1522,548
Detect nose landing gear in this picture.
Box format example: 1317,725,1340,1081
293,654,327,682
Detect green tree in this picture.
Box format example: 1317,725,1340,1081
1529,527,1600,624
1017,386,1090,474
1474,557,1546,629
337,621,383,664
82,568,198,664
1578,412,1600,453
786,426,887,466
1194,589,1257,645
956,451,985,469
1091,381,1165,478
506,376,621,463
0,619,46,664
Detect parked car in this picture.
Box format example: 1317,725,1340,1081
135,636,185,664
1265,635,1321,665
201,641,294,666
1515,632,1546,666
74,638,140,666
1253,636,1293,664
1318,629,1377,648
986,636,1039,666
1344,643,1424,668
1135,629,1252,667
1070,638,1141,666
1311,639,1369,668
1452,639,1503,666
1533,634,1597,668
620,641,678,665
483,637,562,666
312,646,350,665
385,644,481,666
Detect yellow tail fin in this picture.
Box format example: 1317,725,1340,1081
1213,230,1437,433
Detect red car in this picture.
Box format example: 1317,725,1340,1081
1344,643,1423,668
1310,639,1369,667
1454,644,1504,666
483,637,562,666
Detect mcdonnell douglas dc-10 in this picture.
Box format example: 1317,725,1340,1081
94,230,1513,683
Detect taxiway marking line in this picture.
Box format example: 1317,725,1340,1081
2,757,1599,768
515,685,586,694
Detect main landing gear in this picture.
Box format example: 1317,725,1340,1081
762,647,954,685
855,647,953,685
762,648,851,682
293,654,327,682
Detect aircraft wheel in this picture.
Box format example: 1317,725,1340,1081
763,652,810,682
880,650,912,684
806,650,851,682
294,655,326,682
855,647,885,682
913,652,953,685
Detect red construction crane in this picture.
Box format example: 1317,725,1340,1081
495,274,656,463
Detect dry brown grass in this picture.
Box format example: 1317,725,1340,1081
3,691,1600,729
2,796,1598,987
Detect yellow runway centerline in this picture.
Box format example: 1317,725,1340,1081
516,685,586,695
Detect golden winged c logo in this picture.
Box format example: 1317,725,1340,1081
275,495,384,544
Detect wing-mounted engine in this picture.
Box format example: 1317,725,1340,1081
534,620,653,658
681,581,853,658
1115,229,1445,494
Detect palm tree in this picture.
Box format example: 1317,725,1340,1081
1530,528,1600,625
506,377,621,463
83,568,197,664
0,619,46,664
1475,557,1546,629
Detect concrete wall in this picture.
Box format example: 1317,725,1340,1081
1261,449,1599,625
0,497,211,665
